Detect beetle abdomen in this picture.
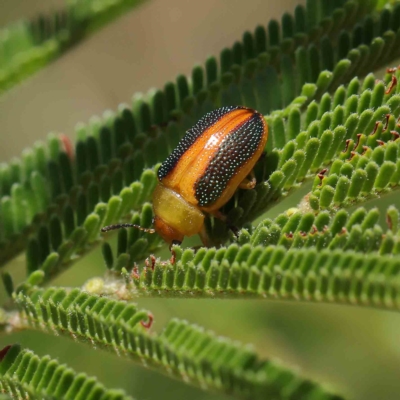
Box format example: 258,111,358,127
158,106,268,210
194,111,266,206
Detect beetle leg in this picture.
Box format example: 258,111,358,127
199,225,214,247
239,170,256,189
228,224,240,239
210,210,227,222
210,210,239,239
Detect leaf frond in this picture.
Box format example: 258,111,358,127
21,170,162,285
213,68,400,234
2,1,400,271
104,204,400,274
0,344,133,400
12,66,400,285
94,243,400,310
13,287,345,400
247,205,400,254
0,0,145,94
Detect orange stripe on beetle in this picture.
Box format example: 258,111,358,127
102,106,268,254
159,107,253,188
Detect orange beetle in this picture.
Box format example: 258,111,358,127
102,106,268,248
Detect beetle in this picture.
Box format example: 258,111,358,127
102,105,268,249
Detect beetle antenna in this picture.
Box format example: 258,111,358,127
101,223,155,233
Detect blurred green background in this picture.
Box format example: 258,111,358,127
1,1,400,399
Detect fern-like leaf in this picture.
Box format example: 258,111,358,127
14,66,400,286
108,205,400,267
0,0,145,94
12,287,345,400
0,343,133,399
23,173,162,284
90,242,400,309
2,1,399,271
211,69,400,238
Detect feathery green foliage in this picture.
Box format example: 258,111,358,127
2,0,400,272
0,344,133,399
2,1,400,399
247,206,400,253
94,236,400,308
23,172,161,284
11,286,344,400
4,65,400,286
188,68,400,244
104,204,400,275
0,0,145,94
